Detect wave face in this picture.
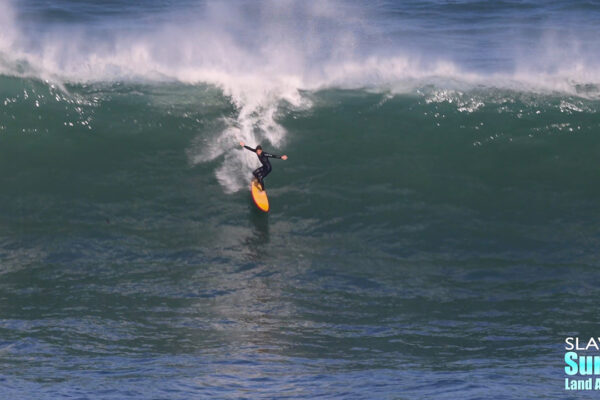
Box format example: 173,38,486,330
1,0,600,192
1,1,600,399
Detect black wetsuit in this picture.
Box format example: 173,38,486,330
244,145,283,189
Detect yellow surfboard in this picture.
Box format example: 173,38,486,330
251,179,269,212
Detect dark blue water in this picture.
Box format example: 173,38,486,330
1,0,600,398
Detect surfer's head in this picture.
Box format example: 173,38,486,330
256,145,262,155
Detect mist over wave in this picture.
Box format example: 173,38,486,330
1,0,598,89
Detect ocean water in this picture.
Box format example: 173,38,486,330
1,0,600,398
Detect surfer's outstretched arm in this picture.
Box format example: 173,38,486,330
263,152,288,160
239,142,256,152
239,142,287,160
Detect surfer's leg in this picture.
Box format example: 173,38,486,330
257,170,265,190
252,167,263,181
259,167,272,190
259,168,271,189
253,167,266,190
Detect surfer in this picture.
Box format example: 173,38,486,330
239,142,288,191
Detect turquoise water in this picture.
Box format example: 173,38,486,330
1,1,600,398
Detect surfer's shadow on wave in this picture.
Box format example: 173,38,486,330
241,206,270,261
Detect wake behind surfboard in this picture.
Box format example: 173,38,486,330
251,179,269,212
